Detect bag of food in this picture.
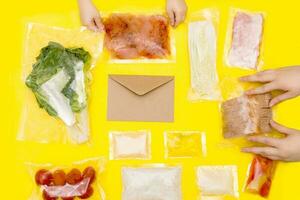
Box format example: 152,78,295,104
196,165,239,198
164,131,206,158
109,130,151,160
224,8,265,70
188,9,221,101
244,155,277,198
103,12,176,63
122,165,182,200
17,23,104,144
27,157,106,200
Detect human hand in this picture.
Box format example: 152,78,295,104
240,66,300,106
242,120,300,162
78,0,104,32
166,0,187,27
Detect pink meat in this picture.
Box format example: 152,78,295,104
104,14,170,59
228,12,264,69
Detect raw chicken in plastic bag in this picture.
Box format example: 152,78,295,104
196,165,239,198
109,130,151,160
17,23,104,144
27,157,106,200
188,9,221,101
122,166,182,200
224,8,265,70
244,155,277,198
164,131,206,158
103,13,176,63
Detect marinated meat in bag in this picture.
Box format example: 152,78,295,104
245,155,276,197
222,93,272,138
227,11,264,69
104,14,170,59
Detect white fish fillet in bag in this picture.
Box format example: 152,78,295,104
188,20,221,101
122,166,182,200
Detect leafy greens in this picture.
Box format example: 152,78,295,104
26,42,91,126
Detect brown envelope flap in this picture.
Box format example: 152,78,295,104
109,75,174,96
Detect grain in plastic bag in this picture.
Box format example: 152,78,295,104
224,8,265,70
188,9,221,101
27,157,106,200
122,165,182,200
196,165,239,198
218,78,277,149
17,23,104,144
109,130,151,160
164,131,206,158
103,12,176,63
244,155,277,198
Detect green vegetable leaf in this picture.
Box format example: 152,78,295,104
25,41,91,122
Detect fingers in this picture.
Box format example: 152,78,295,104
270,120,300,135
269,92,295,107
167,10,175,27
242,146,279,158
248,136,281,147
240,70,276,83
174,10,186,27
245,82,277,95
94,16,104,32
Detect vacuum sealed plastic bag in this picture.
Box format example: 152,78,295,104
196,165,239,198
244,155,276,198
221,93,272,139
27,157,106,200
188,9,221,101
18,23,104,144
164,131,206,158
109,130,151,160
122,166,182,200
224,9,265,70
103,13,175,63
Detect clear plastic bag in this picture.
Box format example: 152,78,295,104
224,8,265,70
188,9,221,101
221,93,273,139
122,165,182,200
102,12,176,64
109,130,151,160
17,23,104,144
244,155,277,198
27,157,106,200
218,77,276,149
164,131,206,158
196,165,239,198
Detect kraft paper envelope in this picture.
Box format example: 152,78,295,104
107,75,174,122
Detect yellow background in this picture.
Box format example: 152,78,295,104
1,0,300,199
